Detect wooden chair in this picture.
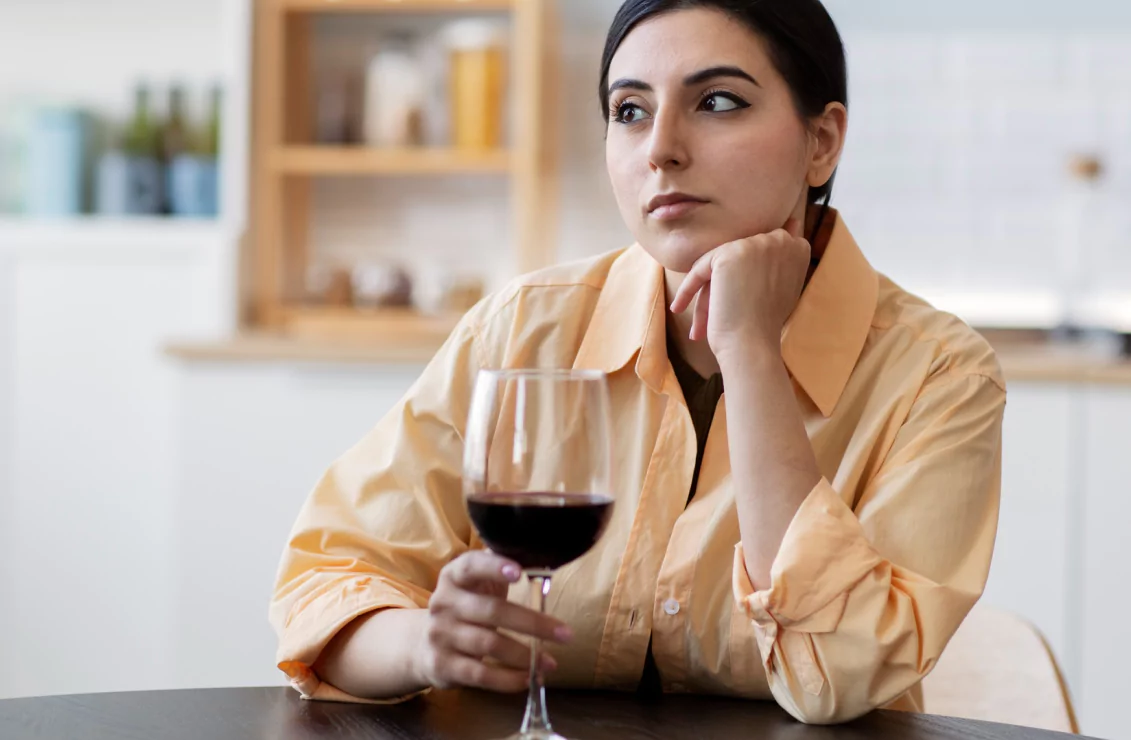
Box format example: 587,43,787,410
921,606,1079,734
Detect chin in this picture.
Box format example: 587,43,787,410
639,230,727,274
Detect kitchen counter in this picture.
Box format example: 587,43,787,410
167,330,1131,386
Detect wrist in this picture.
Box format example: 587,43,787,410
715,336,782,374
405,609,433,688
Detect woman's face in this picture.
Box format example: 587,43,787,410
605,8,822,273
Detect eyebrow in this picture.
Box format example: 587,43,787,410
607,65,761,95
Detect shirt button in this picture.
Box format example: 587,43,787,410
663,598,681,616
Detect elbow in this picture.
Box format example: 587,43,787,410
769,664,890,725
782,699,874,726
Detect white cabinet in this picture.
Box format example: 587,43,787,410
1080,388,1131,740
169,361,419,689
0,253,15,684
0,223,236,699
982,384,1076,678
0,226,419,698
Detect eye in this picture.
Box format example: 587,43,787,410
612,101,652,124
701,91,749,113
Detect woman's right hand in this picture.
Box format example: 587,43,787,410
413,550,574,693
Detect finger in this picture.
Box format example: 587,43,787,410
441,654,529,693
670,254,715,314
443,550,522,592
444,623,537,671
450,590,574,644
784,217,803,239
691,281,711,342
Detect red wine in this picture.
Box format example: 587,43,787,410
467,493,614,572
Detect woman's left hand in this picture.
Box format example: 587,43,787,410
669,218,811,362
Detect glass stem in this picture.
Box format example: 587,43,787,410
520,575,553,735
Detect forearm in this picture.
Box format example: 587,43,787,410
719,345,821,589
313,608,430,700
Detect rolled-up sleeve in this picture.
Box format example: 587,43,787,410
733,371,1005,724
268,314,486,703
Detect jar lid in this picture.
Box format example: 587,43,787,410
440,19,509,51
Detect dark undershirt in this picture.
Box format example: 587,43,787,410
637,330,726,697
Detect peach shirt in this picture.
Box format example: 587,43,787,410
269,213,1006,723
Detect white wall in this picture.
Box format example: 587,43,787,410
0,0,226,120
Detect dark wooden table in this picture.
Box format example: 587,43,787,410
0,686,1089,740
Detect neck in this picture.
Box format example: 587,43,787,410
664,273,721,378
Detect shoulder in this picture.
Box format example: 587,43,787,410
870,274,1006,395
459,248,628,366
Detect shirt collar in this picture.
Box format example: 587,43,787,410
781,212,879,417
574,211,878,416
573,243,672,394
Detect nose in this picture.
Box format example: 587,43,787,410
647,108,690,173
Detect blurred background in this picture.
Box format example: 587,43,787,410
0,0,1129,737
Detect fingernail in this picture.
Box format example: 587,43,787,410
554,625,574,643
501,564,521,581
541,654,559,671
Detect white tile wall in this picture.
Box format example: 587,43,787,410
836,32,1131,305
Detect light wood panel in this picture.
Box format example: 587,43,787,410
276,0,514,13
271,146,512,175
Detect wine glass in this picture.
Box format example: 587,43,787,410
463,369,615,740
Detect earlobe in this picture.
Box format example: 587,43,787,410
807,169,831,189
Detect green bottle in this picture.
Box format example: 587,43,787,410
124,84,158,158
162,85,189,163
201,85,221,159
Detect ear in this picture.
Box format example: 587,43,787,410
807,102,848,190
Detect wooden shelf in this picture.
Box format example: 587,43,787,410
281,306,463,345
166,333,445,364
277,0,514,13
249,0,554,339
271,146,512,176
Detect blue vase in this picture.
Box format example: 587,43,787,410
167,154,218,217
26,107,90,216
95,151,163,215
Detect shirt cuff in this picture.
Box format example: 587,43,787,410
276,575,428,704
733,478,883,634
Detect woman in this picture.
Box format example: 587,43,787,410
270,0,1005,724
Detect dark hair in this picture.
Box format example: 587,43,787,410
599,0,847,212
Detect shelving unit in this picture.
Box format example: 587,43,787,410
248,0,556,344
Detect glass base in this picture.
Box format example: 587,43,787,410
497,732,569,740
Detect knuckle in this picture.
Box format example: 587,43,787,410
478,631,501,657
467,662,491,687
454,555,474,581
483,598,505,624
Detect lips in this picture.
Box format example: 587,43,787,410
647,192,708,214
